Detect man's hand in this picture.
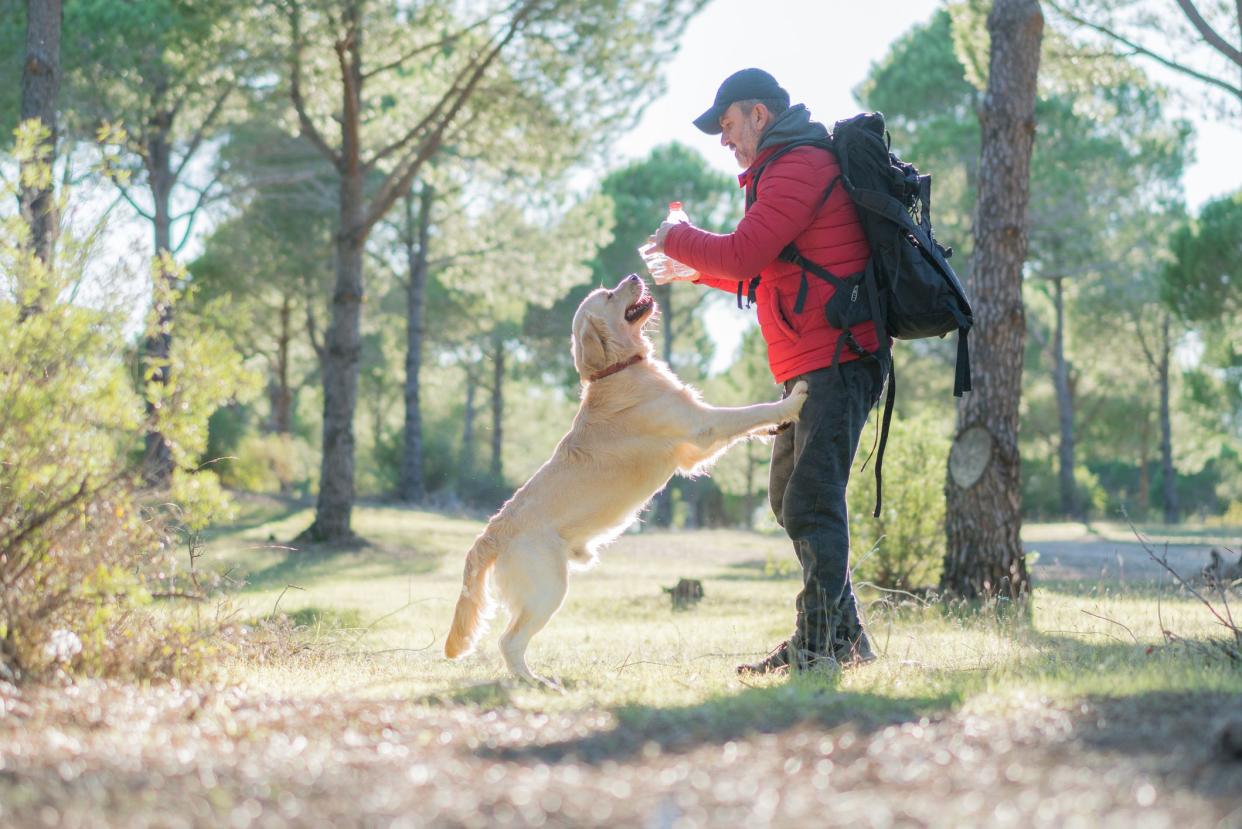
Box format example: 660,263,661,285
651,220,680,252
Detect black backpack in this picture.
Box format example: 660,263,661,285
743,111,973,517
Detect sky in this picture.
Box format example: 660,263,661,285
610,0,1242,370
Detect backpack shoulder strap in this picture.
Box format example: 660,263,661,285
745,139,835,209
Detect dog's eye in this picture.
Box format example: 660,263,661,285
605,292,613,300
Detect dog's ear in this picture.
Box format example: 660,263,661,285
573,314,608,375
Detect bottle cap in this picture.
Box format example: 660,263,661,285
669,201,682,210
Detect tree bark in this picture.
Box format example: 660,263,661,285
18,0,61,287
461,369,477,476
399,183,433,503
269,295,294,434
1137,409,1151,518
490,335,505,480
304,171,366,541
942,0,1043,601
1158,313,1178,523
142,93,177,485
302,6,367,541
1051,277,1079,519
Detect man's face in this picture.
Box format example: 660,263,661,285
718,102,767,169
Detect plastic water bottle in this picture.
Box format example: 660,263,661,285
639,202,696,283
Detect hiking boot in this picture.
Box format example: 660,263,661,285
736,640,793,675
833,630,877,668
737,640,839,675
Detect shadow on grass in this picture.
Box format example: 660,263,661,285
480,678,959,765
1035,578,1193,599
201,492,314,538
1070,689,1242,804
237,536,446,592
714,558,800,582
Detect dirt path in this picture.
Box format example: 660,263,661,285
2,681,1240,828
1026,538,1217,583
1022,525,1237,584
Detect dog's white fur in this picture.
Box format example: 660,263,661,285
444,275,807,686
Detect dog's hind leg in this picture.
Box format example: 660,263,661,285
494,538,569,689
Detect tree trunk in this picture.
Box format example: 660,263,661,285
269,295,294,434
17,0,61,288
1051,277,1079,519
1158,313,1178,524
142,100,177,485
305,168,366,541
490,335,505,480
461,370,477,475
399,184,433,503
941,0,1042,601
303,9,366,542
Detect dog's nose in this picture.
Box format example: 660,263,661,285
624,273,640,284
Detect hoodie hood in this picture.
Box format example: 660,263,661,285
757,104,829,153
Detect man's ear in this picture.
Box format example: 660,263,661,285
573,314,608,375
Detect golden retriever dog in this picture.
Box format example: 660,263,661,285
444,274,808,686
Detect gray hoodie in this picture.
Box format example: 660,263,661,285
757,104,830,156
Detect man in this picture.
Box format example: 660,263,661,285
652,68,888,674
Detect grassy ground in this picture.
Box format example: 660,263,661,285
2,500,1240,827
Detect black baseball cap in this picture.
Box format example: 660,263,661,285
692,68,790,135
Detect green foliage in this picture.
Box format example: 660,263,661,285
219,433,319,497
0,124,256,680
847,415,950,591
1022,457,1109,520
1164,190,1242,322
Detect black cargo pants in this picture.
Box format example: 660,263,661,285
769,351,888,654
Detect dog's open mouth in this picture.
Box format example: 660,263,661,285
625,293,654,323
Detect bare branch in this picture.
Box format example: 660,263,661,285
1080,609,1139,643
1173,0,1242,68
1128,306,1159,373
362,7,533,232
304,274,325,359
172,173,227,254
362,41,488,172
1046,0,1242,102
1127,515,1242,645
173,82,235,182
426,240,514,270
360,16,489,82
336,7,362,176
1027,316,1050,350
112,179,155,221
287,0,342,168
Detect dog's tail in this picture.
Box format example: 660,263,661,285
444,532,500,659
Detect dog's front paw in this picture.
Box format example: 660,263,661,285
780,380,809,423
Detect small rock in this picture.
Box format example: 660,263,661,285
663,578,704,609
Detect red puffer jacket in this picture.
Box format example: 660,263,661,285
664,144,881,383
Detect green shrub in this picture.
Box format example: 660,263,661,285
219,432,319,496
848,414,950,592
1023,455,1108,519
0,120,256,682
